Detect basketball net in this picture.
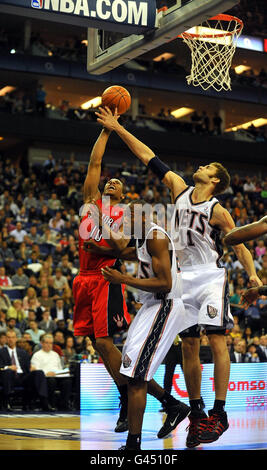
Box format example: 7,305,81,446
179,14,244,92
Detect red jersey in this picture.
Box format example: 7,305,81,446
78,199,124,272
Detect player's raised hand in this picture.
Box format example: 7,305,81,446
95,106,120,131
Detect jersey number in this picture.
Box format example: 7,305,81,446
187,211,208,247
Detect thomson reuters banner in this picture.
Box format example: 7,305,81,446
80,363,267,411
0,0,156,33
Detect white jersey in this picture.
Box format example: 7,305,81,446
136,223,182,304
171,186,222,267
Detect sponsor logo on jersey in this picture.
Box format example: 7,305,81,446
207,305,218,318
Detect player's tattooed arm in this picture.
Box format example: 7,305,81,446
83,239,137,261
83,128,111,203
224,215,267,245
211,204,262,287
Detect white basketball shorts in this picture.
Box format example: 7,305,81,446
120,297,186,382
180,264,234,331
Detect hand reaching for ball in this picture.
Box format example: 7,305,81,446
95,106,121,131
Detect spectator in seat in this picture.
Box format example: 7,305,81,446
52,269,69,296
23,192,37,210
255,239,266,259
31,333,72,410
25,320,45,345
19,309,37,334
11,267,29,289
230,340,247,363
257,255,267,281
0,310,8,333
0,330,49,411
38,287,55,310
62,336,76,367
38,310,57,334
6,317,21,338
0,288,12,312
0,331,7,348
0,267,12,287
244,344,260,363
47,192,61,212
22,287,41,311
256,335,267,362
9,222,28,244
50,298,70,323
7,299,26,323
49,211,65,233
199,334,213,363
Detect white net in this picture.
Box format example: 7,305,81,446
180,15,243,92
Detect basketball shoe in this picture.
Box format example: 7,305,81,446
157,400,190,438
198,409,229,443
185,411,208,448
114,396,128,433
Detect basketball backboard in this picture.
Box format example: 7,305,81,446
87,0,240,75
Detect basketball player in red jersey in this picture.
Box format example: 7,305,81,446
73,126,131,432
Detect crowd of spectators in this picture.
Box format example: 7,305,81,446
0,136,266,409
230,0,267,37
1,84,266,144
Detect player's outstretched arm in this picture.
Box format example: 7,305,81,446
95,107,187,200
224,216,267,245
83,128,111,203
83,239,137,261
211,204,262,287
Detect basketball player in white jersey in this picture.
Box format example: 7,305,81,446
100,199,190,450
95,106,262,447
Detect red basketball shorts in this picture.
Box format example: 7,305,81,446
72,272,131,338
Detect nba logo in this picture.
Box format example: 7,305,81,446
31,0,43,8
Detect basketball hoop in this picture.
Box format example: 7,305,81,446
178,14,244,92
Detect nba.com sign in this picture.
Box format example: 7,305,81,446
31,0,149,27
0,0,156,32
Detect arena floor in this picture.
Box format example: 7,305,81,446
0,407,266,451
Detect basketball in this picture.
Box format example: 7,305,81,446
101,85,131,114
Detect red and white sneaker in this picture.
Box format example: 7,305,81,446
185,412,208,448
198,410,229,443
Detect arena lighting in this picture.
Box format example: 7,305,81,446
234,64,251,74
171,107,194,119
0,86,16,96
153,52,175,62
226,118,267,132
81,96,102,109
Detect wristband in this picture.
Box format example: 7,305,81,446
147,156,171,181
258,286,267,295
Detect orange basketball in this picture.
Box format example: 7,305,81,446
101,85,131,114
